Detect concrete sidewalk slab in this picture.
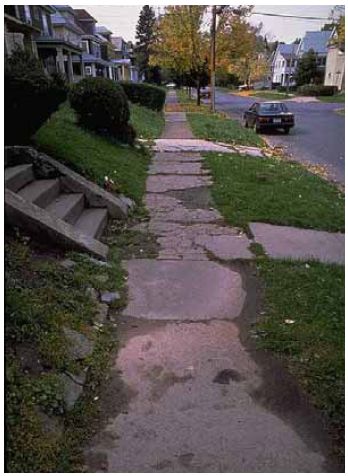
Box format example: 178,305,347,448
145,193,221,224
122,259,246,321
147,174,212,193
149,162,207,175
250,222,344,265
154,139,235,153
165,112,187,122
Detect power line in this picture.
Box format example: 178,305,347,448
251,12,331,21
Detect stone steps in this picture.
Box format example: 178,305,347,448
5,163,34,192
45,193,85,225
5,160,112,259
75,208,108,240
18,178,60,208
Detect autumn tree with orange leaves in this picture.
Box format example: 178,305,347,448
150,6,209,104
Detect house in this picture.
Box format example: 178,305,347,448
271,43,300,87
96,26,118,81
297,30,334,81
111,36,139,82
324,29,345,91
4,5,55,58
36,5,84,81
5,5,84,83
73,8,114,79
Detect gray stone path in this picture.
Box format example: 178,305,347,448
85,90,333,473
250,222,344,265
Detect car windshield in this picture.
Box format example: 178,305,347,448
259,103,288,113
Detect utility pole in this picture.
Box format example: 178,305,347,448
210,5,217,112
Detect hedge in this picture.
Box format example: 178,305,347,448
69,77,135,144
119,82,166,111
297,84,338,96
5,50,68,145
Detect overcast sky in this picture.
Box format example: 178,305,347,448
75,5,339,43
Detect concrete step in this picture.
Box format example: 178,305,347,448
74,208,108,240
5,164,34,192
18,179,60,208
45,193,85,225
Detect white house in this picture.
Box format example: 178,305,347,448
271,43,300,87
297,30,333,78
324,29,345,91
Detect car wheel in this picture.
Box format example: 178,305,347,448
283,127,290,135
244,118,249,128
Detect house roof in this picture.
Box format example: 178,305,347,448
96,25,113,35
300,30,333,55
276,43,300,59
74,9,97,23
51,7,85,35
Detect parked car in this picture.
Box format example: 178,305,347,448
238,84,254,91
243,101,295,134
200,87,211,99
166,82,176,88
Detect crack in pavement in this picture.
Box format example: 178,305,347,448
84,90,337,473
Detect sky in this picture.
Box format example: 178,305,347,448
75,5,339,43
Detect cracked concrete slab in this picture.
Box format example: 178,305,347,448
146,174,212,193
122,259,246,321
148,162,207,175
154,139,236,153
154,152,203,163
85,321,326,473
250,222,344,265
145,194,221,224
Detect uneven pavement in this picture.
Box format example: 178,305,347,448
85,91,338,473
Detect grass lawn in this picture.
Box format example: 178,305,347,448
249,91,293,101
255,259,344,453
187,113,264,147
34,103,163,205
129,103,164,140
318,93,345,103
204,152,344,232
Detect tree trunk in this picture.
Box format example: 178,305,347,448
196,80,201,106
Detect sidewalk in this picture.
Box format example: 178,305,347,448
85,91,335,472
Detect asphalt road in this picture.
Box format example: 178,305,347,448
215,89,345,184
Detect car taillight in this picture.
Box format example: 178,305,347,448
259,116,270,123
284,116,293,122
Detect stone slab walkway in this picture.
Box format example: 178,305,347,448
85,90,334,473
250,222,344,265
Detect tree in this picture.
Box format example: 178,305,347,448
294,49,319,86
216,11,268,86
135,5,156,82
150,6,209,105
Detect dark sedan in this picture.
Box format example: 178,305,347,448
243,101,295,134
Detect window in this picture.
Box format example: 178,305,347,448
260,103,288,113
24,5,32,23
82,40,90,54
85,66,92,76
41,13,50,36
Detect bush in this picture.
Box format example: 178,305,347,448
277,85,297,93
69,77,135,144
297,84,338,96
5,49,68,145
119,81,166,111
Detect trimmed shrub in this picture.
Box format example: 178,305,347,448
297,84,338,96
5,49,68,145
277,85,297,93
119,81,166,111
69,77,135,144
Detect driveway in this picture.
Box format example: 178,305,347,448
215,89,345,184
